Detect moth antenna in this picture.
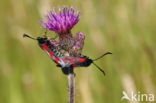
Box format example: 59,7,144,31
23,34,36,40
93,52,112,61
92,62,105,76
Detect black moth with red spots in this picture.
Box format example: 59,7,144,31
23,34,112,75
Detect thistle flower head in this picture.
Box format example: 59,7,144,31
41,7,80,34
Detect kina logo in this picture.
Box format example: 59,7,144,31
121,91,155,102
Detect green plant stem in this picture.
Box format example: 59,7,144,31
68,72,75,103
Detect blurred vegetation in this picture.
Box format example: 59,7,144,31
0,0,156,103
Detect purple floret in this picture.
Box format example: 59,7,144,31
41,7,80,34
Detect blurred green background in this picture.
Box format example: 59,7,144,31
0,0,156,103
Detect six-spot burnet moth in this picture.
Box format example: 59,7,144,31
23,34,112,75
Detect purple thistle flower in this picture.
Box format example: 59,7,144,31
41,7,80,34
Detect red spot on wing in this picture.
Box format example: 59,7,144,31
55,57,60,62
70,57,77,64
42,45,49,50
78,58,86,63
64,57,70,61
49,51,54,57
41,45,55,59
